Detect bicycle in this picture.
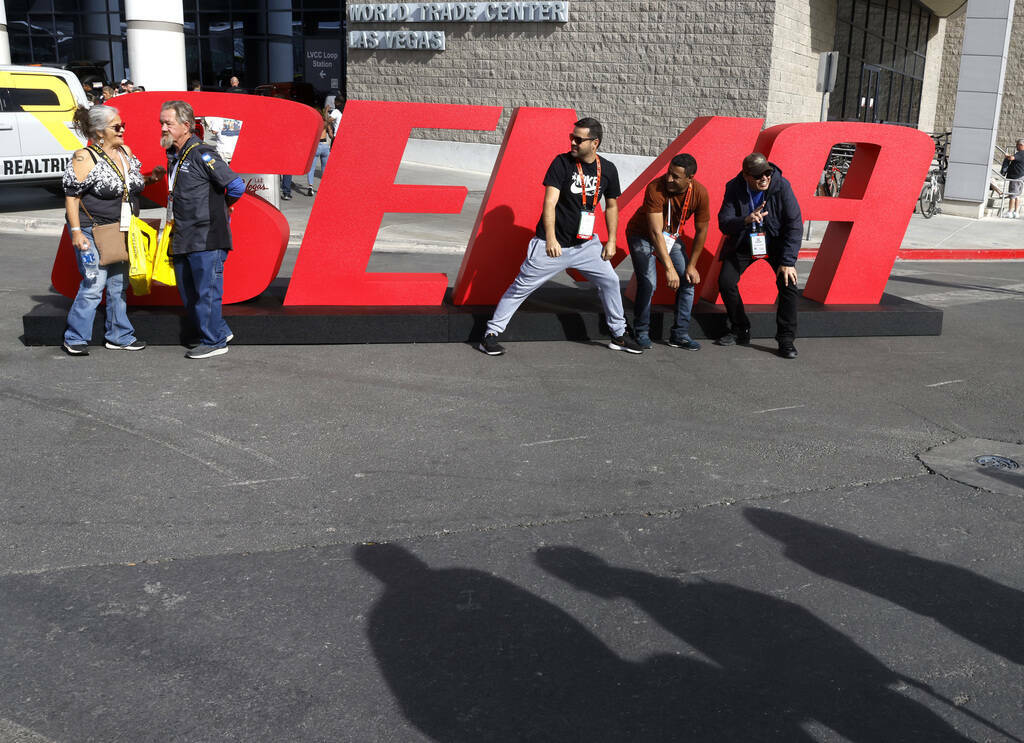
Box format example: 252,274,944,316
816,144,854,197
919,167,944,218
918,132,950,218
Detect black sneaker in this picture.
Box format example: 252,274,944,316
778,340,798,359
105,339,146,351
716,333,736,346
608,335,644,354
667,338,702,351
737,329,751,345
186,344,228,359
281,192,292,200
62,342,89,356
477,334,505,356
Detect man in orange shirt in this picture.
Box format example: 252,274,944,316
624,154,710,349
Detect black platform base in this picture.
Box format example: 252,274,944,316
22,286,942,346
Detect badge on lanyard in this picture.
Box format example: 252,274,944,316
748,188,767,258
663,184,692,249
119,201,131,231
750,231,767,257
575,156,602,240
167,141,200,225
577,211,596,240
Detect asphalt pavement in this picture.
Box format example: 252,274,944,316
0,168,1022,742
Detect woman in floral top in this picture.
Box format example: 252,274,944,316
61,104,163,355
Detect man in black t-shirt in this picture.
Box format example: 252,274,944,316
478,117,643,356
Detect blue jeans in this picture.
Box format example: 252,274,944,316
307,140,330,184
627,233,694,341
64,225,136,346
281,174,292,196
173,249,231,347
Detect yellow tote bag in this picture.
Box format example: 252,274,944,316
127,216,157,296
152,222,177,287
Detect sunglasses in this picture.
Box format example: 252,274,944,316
110,123,126,133
745,168,773,180
569,134,597,145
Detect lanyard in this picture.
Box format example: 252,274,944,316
665,184,692,238
168,141,201,195
575,155,602,211
747,187,765,233
90,145,130,202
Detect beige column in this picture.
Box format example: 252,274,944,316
125,0,187,91
0,1,12,66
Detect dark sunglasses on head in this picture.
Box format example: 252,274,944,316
569,134,597,145
110,123,126,132
745,168,773,180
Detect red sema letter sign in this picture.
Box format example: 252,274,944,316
51,99,935,309
51,91,321,305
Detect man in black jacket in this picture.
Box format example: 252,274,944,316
716,152,802,359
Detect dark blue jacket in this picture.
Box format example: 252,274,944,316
717,163,802,267
166,135,240,255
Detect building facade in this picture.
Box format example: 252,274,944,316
1,0,1019,214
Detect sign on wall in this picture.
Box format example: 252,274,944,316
347,2,570,51
304,39,342,92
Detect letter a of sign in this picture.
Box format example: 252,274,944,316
285,101,502,306
757,121,934,303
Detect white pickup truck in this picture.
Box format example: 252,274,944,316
0,65,90,185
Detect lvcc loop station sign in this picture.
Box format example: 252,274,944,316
347,2,570,51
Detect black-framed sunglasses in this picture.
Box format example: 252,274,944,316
110,123,126,133
569,134,597,145
745,168,773,180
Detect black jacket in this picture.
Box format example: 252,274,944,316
165,135,238,255
717,163,802,267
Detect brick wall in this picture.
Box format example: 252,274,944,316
346,1,778,156
765,0,837,126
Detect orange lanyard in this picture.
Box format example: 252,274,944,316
666,184,692,238
575,155,602,211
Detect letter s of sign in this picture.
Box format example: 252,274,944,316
50,91,323,306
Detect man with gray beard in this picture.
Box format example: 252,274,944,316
160,100,246,359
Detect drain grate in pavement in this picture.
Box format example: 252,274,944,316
973,455,1020,470
919,438,1024,497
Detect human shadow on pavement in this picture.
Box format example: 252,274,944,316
356,542,972,742
745,508,1024,666
535,546,977,743
355,542,744,741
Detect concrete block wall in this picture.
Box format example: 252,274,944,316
765,0,837,126
346,1,777,156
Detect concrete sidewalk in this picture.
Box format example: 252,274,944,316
3,161,1023,257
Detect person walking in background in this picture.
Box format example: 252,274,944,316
1000,139,1024,218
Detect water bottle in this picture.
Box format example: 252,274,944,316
82,250,99,281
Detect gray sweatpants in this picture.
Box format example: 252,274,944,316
486,236,628,337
